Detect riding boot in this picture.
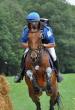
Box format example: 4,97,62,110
54,60,63,82
15,49,29,83
14,68,25,83
32,76,41,93
15,55,25,83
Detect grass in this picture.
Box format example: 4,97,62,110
7,74,75,110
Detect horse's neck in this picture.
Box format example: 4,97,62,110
29,31,41,39
28,31,42,49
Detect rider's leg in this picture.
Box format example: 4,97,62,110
15,48,29,83
48,48,63,82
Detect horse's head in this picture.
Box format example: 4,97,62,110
28,31,42,64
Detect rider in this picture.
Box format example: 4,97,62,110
15,12,63,83
40,17,63,81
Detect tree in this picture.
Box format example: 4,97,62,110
0,0,75,75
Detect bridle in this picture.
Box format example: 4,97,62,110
29,31,43,67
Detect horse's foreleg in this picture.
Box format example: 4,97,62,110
49,92,62,110
31,96,41,110
29,88,41,110
49,97,55,110
35,99,41,110
49,90,57,110
46,67,52,93
56,93,62,110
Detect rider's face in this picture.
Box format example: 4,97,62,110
28,21,40,32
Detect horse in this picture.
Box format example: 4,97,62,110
24,30,61,110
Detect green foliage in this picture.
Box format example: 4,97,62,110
0,0,75,74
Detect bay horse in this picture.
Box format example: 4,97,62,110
24,30,61,110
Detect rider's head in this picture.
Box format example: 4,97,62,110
26,12,41,31
40,18,49,27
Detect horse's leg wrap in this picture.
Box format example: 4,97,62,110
26,70,33,80
46,67,52,93
46,67,52,78
26,70,41,93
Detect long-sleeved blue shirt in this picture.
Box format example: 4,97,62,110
20,25,55,44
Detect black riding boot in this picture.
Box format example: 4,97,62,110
54,60,63,82
15,68,25,83
15,55,25,83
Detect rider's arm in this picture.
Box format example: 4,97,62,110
20,26,29,48
21,42,29,48
43,26,56,48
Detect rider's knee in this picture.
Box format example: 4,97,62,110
48,48,57,61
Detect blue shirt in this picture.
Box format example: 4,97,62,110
20,25,55,44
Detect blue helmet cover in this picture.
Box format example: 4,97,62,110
26,12,40,22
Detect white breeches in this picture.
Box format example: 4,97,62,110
24,48,29,57
48,48,57,61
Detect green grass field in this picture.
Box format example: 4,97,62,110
7,74,75,110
